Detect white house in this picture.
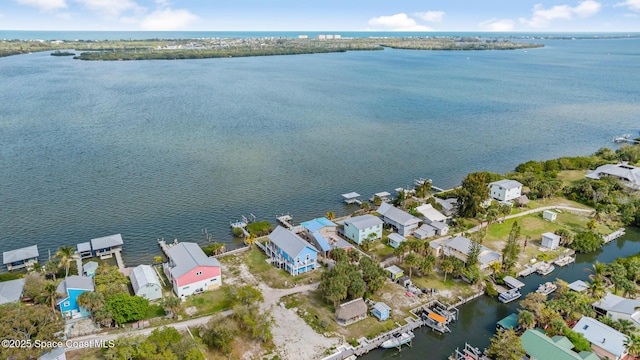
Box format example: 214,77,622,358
377,203,421,237
573,316,629,360
586,163,640,189
130,264,163,301
543,210,558,221
413,224,436,240
488,180,523,202
415,204,447,224
429,221,449,236
593,293,640,328
342,215,383,245
541,232,561,250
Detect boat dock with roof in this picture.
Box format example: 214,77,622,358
341,192,362,205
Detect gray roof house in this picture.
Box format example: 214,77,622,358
593,292,640,327
164,242,222,298
90,234,123,258
586,163,640,189
0,278,26,305
3,245,39,271
489,179,523,202
377,203,421,237
341,214,384,245
435,198,458,216
413,224,436,240
573,316,629,360
76,242,92,259
264,226,318,276
441,236,501,269
130,264,162,301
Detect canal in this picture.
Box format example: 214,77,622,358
361,227,640,359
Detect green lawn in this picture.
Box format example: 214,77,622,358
144,304,166,319
241,246,321,288
556,170,588,187
182,285,232,316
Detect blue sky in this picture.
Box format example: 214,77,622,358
2,0,639,31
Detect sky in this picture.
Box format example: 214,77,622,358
1,0,639,32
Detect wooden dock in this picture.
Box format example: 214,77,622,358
517,261,544,277
113,248,125,270
603,228,625,243
158,238,179,257
276,214,295,228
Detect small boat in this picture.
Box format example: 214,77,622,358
498,289,521,304
554,255,575,267
614,134,632,143
380,331,415,349
536,282,557,295
536,263,555,276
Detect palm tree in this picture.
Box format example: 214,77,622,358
419,254,436,275
55,245,76,277
405,253,420,278
43,281,60,310
44,259,59,280
441,258,454,282
588,278,607,301
77,291,105,318
325,211,335,220
587,261,607,283
163,295,182,317
517,310,535,330
617,319,637,336
625,333,640,359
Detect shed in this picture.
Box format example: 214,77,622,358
387,233,406,249
497,313,519,330
429,221,449,236
543,210,558,221
541,232,561,250
413,224,436,240
372,302,391,321
335,298,368,326
503,276,525,289
385,265,404,281
83,262,99,278
130,264,162,300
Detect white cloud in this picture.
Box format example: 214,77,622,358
73,0,139,17
367,13,432,31
623,12,639,16
479,18,515,31
520,0,602,27
413,11,445,23
14,0,67,12
140,8,198,30
615,0,640,12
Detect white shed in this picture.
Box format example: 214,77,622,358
541,232,561,250
543,210,557,221
130,264,163,300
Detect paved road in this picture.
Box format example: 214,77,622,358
65,282,320,350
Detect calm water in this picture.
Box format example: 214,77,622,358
1,36,640,267
363,228,640,360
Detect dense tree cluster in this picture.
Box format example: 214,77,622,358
0,304,64,359
102,327,204,360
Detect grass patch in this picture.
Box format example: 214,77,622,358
246,221,274,236
183,285,232,316
144,304,166,319
281,291,336,335
244,246,321,289
556,170,588,187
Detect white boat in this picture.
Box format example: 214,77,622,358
380,331,415,349
554,255,575,267
498,289,521,304
614,134,632,143
536,282,557,295
536,263,555,276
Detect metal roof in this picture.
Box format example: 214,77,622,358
268,226,317,259
373,302,391,313
167,242,221,279
543,232,561,241
3,245,39,264
387,233,406,244
344,215,383,230
503,276,525,289
497,313,518,329
301,217,337,232
444,236,501,266
414,224,436,238
415,204,447,222
0,278,26,305
385,265,403,275
489,179,523,190
77,242,91,253
569,280,590,292
377,203,420,226
586,163,640,186
57,275,94,295
573,316,628,358
594,292,640,315
521,329,589,360
341,192,361,199
90,234,123,250
429,221,449,230
130,264,162,293
312,232,331,252
374,191,391,197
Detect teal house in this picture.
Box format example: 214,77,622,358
57,276,94,319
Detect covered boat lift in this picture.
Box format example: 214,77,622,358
503,275,525,289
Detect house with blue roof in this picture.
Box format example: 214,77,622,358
301,217,353,256
265,226,318,276
342,214,383,245
56,275,94,319
573,316,629,360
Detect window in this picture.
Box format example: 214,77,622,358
63,301,70,307
196,271,202,276
306,254,310,262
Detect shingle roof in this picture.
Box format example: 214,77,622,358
377,203,420,226
344,215,383,230
268,226,317,259
167,242,221,279
573,316,628,358
57,275,94,296
130,264,162,293
335,298,367,320
489,179,523,190
3,245,39,264
0,278,26,304
90,234,123,250
301,218,337,232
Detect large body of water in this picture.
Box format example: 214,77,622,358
1,34,640,268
